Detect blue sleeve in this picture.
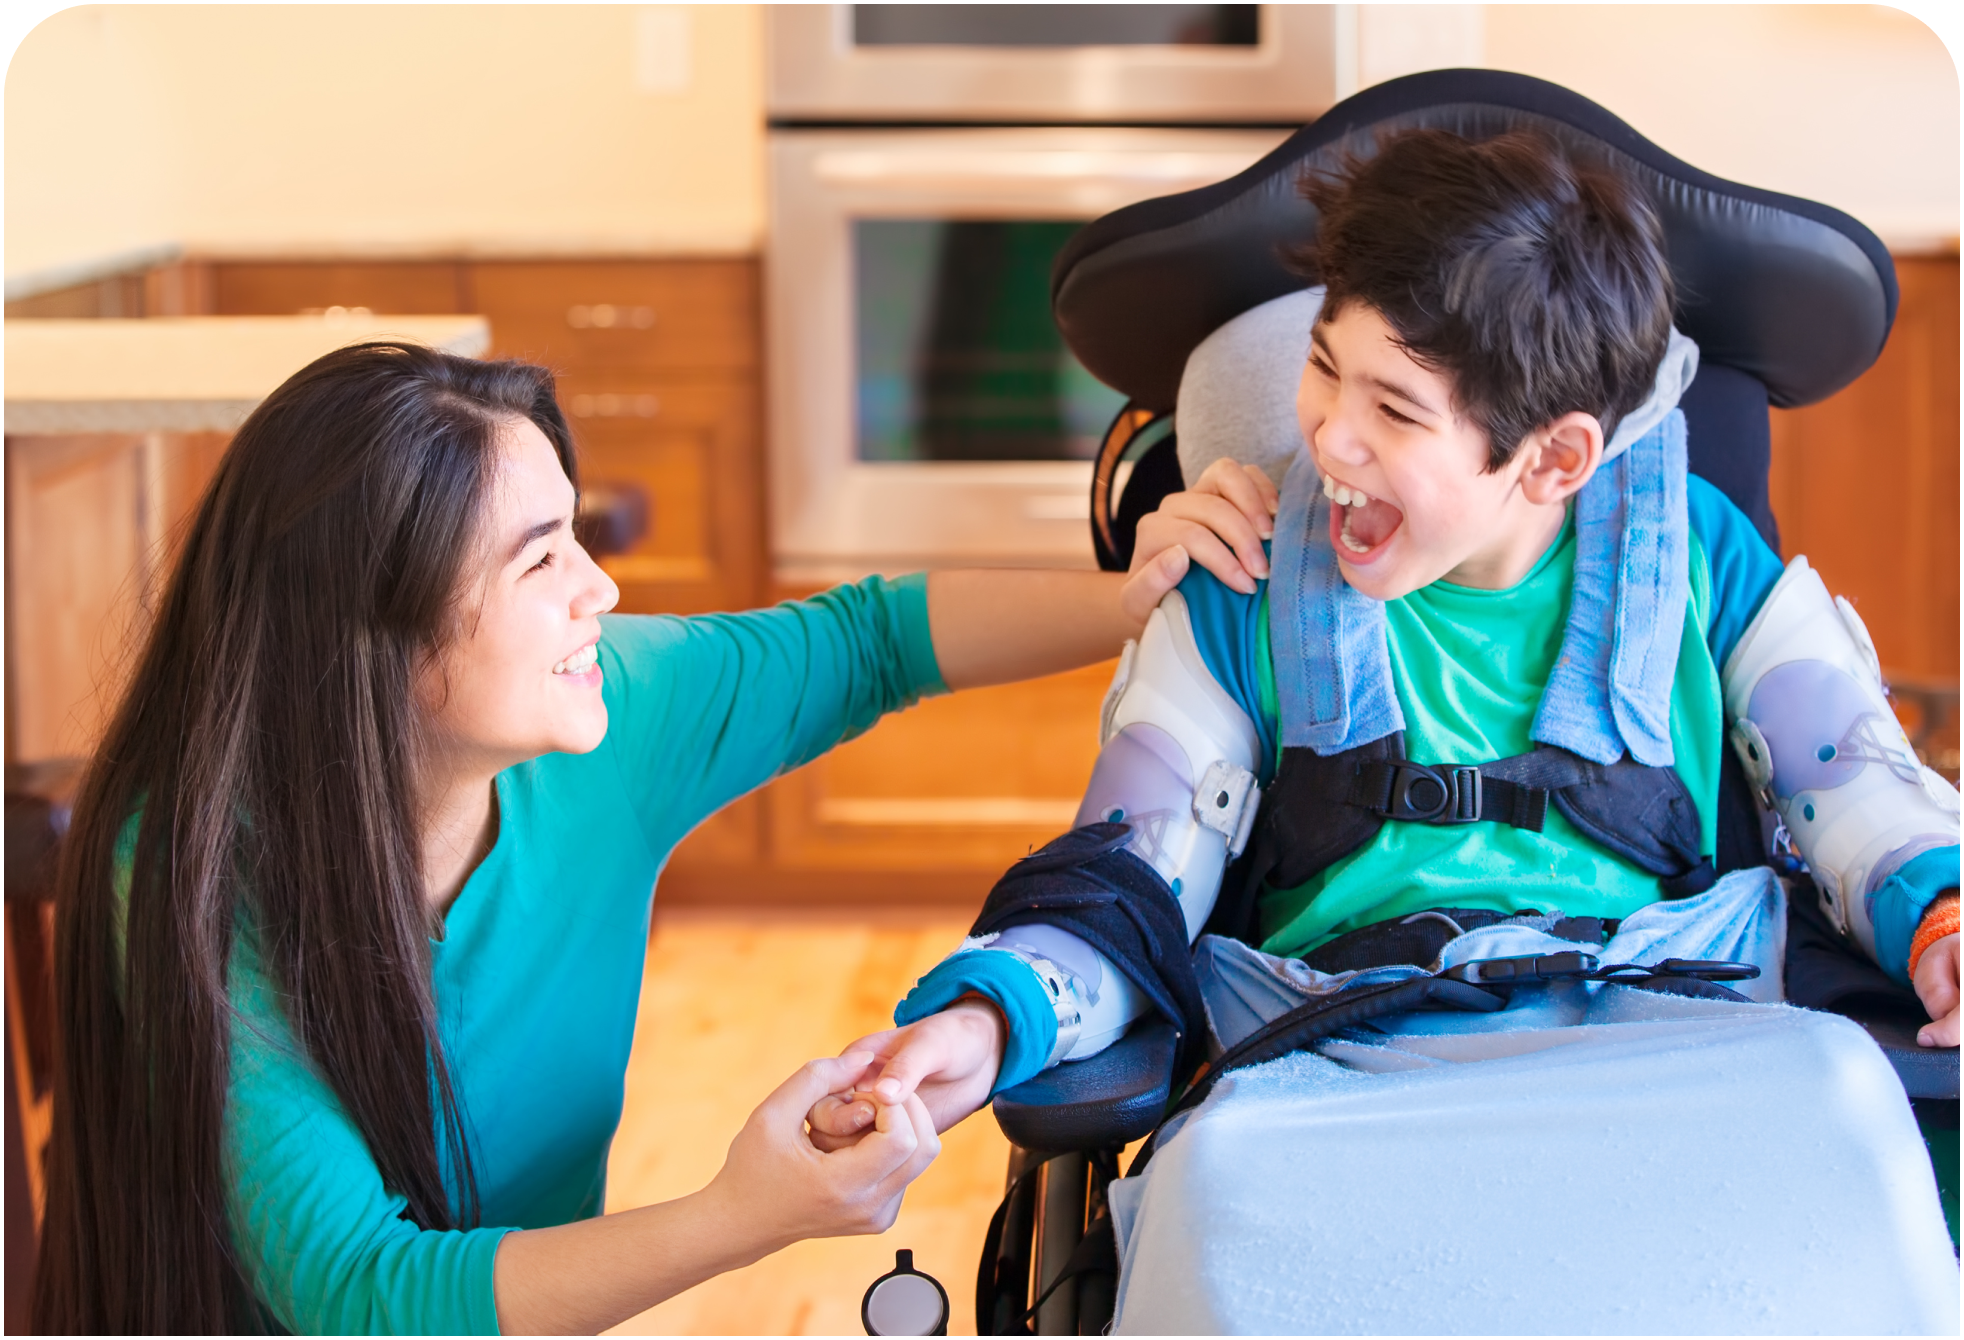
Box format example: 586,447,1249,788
895,951,1057,1095
1686,475,1785,670
596,575,946,858
1175,563,1278,772
1869,847,1962,985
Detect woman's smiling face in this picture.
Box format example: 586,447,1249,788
1296,302,1555,600
419,417,620,776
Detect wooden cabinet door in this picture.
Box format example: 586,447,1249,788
564,377,764,614
663,661,1114,904
1770,254,1959,775
4,432,227,765
1771,254,1960,682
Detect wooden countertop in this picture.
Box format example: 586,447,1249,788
4,314,490,434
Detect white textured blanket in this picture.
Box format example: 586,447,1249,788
1107,990,1958,1334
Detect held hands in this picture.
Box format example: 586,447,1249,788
700,1054,941,1258
1912,932,1959,1048
1120,459,1280,624
806,999,1008,1149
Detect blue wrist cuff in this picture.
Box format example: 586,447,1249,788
895,949,1057,1095
1868,845,1961,985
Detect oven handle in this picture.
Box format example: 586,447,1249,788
813,149,1262,187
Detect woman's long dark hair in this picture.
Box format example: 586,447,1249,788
33,341,576,1332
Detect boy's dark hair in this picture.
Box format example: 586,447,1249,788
1293,127,1673,470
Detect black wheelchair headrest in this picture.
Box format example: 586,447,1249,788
1053,69,1898,414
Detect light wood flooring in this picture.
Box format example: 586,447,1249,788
602,906,1009,1336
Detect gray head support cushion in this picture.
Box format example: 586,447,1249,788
1174,286,1702,489
1175,289,1321,489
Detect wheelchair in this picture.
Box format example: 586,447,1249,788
972,69,1960,1336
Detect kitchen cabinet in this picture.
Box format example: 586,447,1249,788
4,430,226,762
1771,255,1959,678
202,259,766,615
3,315,487,768
1771,253,1960,774
663,656,1113,904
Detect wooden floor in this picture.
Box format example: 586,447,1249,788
602,906,1010,1336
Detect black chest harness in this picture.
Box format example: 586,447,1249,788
1208,731,1716,944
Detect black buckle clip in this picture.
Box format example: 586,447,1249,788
1381,762,1482,824
1440,951,1600,986
1594,958,1762,984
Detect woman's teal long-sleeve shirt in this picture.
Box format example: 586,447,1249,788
223,577,946,1334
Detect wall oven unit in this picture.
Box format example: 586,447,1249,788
768,5,1340,126
767,7,1338,580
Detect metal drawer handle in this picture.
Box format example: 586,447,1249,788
567,304,656,330
569,393,660,419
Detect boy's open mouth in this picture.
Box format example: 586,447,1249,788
1322,474,1404,557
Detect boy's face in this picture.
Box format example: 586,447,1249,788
1296,303,1588,601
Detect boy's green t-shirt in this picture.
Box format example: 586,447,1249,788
1255,518,1725,959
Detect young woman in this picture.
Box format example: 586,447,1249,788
31,341,1270,1334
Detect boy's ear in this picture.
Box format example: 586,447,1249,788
1516,412,1603,505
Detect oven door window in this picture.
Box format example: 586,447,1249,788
851,5,1259,48
856,219,1123,463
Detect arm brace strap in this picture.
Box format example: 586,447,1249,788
968,821,1208,1080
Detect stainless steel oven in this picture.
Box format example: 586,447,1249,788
766,7,1338,580
768,5,1340,126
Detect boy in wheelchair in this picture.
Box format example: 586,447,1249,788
818,126,1959,1139
816,118,1960,1332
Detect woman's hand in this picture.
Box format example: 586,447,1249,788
493,1054,939,1334
703,1054,941,1250
1121,459,1281,623
807,999,1007,1146
1913,932,1960,1047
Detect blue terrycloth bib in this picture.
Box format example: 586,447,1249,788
1269,408,1691,767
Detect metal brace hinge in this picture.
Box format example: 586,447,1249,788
1194,759,1260,858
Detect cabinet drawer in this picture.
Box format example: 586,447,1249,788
210,261,470,314
562,378,762,615
767,661,1114,870
470,261,758,374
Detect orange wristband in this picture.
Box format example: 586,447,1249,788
1908,892,1960,977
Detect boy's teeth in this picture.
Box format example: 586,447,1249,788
1338,508,1373,554
1321,476,1371,508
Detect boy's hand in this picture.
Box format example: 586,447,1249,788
1913,932,1959,1047
1122,459,1280,622
703,1053,941,1255
807,998,1006,1145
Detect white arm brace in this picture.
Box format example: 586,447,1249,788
1722,556,1960,962
964,591,1263,1064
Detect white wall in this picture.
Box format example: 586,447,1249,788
6,5,1957,293
1359,4,1958,251
6,5,766,290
